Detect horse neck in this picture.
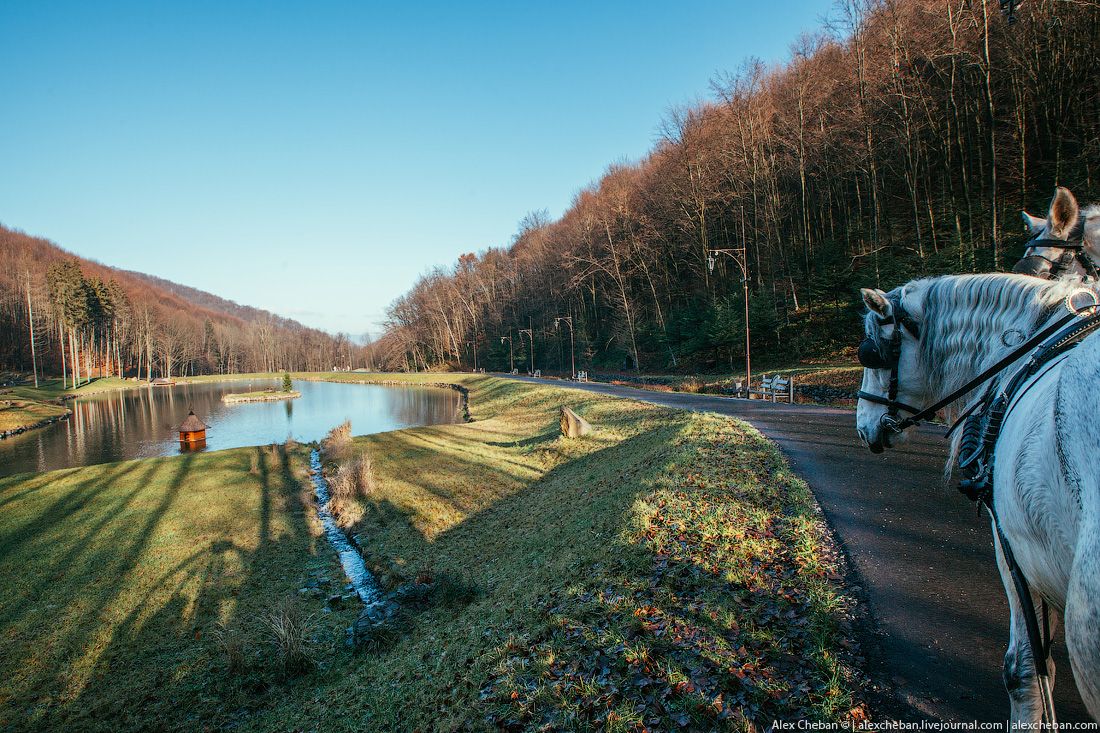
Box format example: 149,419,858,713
916,283,1061,417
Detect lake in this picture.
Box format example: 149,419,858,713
0,379,463,478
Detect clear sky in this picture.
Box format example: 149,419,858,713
1,0,834,337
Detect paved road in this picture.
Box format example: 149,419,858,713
509,376,1089,723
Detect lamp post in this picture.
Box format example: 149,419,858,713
500,335,514,373
554,317,575,379
518,328,534,374
707,247,752,390
465,339,478,372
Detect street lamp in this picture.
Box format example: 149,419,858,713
518,329,534,374
554,316,575,379
465,339,478,372
707,247,752,391
500,335,514,373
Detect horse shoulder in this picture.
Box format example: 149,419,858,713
1055,334,1100,518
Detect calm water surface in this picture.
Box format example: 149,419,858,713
0,379,463,478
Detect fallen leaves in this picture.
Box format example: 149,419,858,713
482,416,868,731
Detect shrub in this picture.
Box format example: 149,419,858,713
328,453,376,519
263,598,315,677
678,377,705,394
322,420,352,460
210,624,248,675
282,373,293,392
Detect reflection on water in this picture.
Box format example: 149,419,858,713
0,379,462,478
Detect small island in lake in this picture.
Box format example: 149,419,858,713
221,389,301,404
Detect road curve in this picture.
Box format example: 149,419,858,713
506,375,1089,723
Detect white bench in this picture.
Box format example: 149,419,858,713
575,370,589,382
533,369,542,378
748,374,794,403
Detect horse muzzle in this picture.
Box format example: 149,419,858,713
864,414,901,453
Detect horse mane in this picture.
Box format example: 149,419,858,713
1084,204,1100,251
884,273,1093,478
915,274,1084,399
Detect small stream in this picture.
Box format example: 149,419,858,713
309,448,382,606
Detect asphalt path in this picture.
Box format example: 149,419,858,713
507,375,1089,724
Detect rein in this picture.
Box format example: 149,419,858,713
857,305,1087,437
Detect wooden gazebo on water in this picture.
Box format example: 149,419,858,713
178,409,207,446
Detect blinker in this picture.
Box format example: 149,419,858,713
858,337,892,370
1012,255,1056,280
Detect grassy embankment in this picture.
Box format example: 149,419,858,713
0,374,867,731
0,376,142,435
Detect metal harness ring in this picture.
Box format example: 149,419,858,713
1066,288,1100,315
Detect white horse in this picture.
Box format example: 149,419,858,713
1013,186,1100,280
856,272,1100,724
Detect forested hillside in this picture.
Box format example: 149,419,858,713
0,226,359,383
372,0,1100,374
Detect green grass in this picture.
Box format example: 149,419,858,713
0,441,351,732
0,375,867,731
0,398,69,433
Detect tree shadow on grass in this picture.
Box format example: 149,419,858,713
0,443,350,733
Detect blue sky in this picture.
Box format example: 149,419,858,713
1,0,834,336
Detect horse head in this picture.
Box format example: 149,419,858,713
1013,187,1100,280
855,284,929,453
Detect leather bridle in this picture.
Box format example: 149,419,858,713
856,300,922,434
1012,230,1098,281
856,293,1100,439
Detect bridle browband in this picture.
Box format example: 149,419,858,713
856,300,922,432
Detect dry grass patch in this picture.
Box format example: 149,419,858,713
263,597,317,677
327,453,376,526
322,419,353,460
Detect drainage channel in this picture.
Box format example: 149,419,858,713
308,448,382,605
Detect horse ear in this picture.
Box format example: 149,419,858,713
1048,186,1079,237
861,288,891,316
1021,211,1046,235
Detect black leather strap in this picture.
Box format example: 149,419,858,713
890,310,1083,432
